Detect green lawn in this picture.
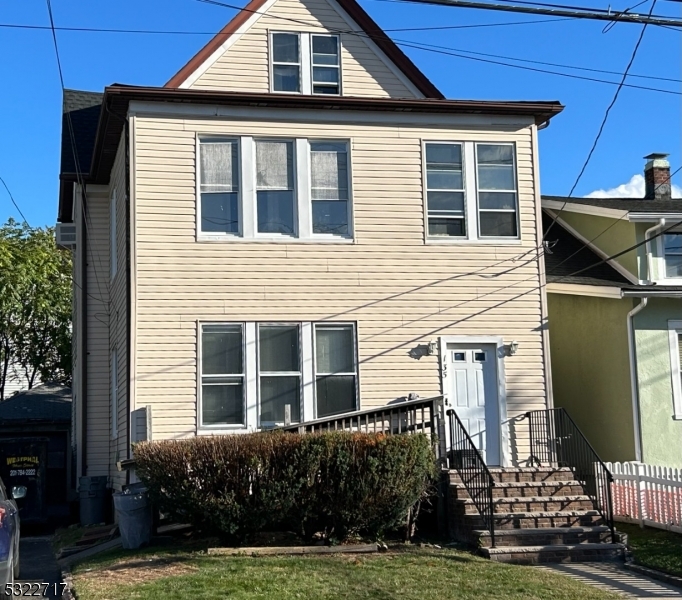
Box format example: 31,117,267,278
619,523,682,578
70,545,622,600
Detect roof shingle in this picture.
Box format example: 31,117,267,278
0,384,72,424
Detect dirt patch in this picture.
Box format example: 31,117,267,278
76,555,198,586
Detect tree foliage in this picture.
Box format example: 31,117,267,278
0,219,72,400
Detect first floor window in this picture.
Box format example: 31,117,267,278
259,324,301,423
315,324,357,417
199,138,240,234
111,348,118,437
256,140,296,235
664,233,682,278
310,141,349,236
476,144,518,238
201,324,245,426
668,321,682,420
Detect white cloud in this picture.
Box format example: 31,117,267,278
585,174,682,199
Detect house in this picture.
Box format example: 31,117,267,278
0,384,73,523
543,153,682,468
57,0,568,502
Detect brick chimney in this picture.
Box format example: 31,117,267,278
644,153,671,200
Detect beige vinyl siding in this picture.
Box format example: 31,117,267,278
109,138,129,490
190,0,418,98
132,111,547,462
82,186,111,476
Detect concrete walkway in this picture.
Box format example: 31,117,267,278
538,562,682,599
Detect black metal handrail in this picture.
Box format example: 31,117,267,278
447,409,496,547
525,408,615,542
280,396,447,464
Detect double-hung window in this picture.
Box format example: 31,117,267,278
111,348,118,438
199,138,240,235
271,33,301,93
259,325,302,424
110,190,117,279
476,144,518,238
256,140,296,235
310,141,350,236
311,35,340,95
200,325,245,427
667,320,682,420
424,141,519,241
315,324,357,417
271,32,341,95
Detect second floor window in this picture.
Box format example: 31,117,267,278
424,141,519,242
256,140,296,235
310,142,349,235
271,32,341,95
199,139,240,234
664,233,682,278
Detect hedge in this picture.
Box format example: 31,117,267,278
133,431,436,543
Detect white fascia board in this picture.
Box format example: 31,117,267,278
325,0,425,99
128,100,534,128
544,209,639,285
178,0,279,89
547,283,623,299
542,199,628,220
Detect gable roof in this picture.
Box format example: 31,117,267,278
164,0,444,98
541,211,630,287
0,384,72,425
543,195,682,215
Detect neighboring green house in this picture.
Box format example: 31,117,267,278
542,153,682,468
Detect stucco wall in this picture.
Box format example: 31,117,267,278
558,212,638,279
547,292,636,462
634,298,682,468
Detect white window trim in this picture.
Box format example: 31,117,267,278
667,320,682,420
656,233,682,285
196,135,354,243
110,189,117,280
423,140,521,245
270,31,343,96
270,31,304,94
196,321,358,433
198,323,248,431
196,136,243,240
312,322,359,419
111,348,118,438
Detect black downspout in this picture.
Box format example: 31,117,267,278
81,191,88,477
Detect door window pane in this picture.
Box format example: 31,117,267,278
199,140,239,234
315,324,357,418
312,35,340,95
201,324,244,426
272,33,300,92
425,143,465,238
256,141,295,235
476,144,518,238
311,142,349,235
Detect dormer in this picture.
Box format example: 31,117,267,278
164,0,443,99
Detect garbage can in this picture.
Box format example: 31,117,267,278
79,476,108,525
113,486,152,550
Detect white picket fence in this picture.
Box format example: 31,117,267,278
606,461,682,534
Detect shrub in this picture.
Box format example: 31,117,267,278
133,431,436,543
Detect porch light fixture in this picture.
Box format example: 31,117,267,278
427,340,438,355
506,341,519,356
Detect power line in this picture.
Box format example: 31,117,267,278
379,0,682,27
543,0,659,240
0,176,30,224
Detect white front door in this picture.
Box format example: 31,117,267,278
447,344,501,465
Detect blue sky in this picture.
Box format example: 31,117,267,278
0,0,680,226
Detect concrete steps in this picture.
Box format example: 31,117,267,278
480,543,625,565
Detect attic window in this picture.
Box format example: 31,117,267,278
270,32,341,95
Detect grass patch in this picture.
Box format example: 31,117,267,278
71,545,622,600
619,523,682,577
